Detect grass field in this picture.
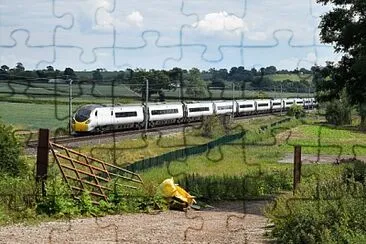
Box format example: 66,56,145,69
267,73,312,82
79,115,286,168
138,119,366,184
280,124,366,155
0,102,69,130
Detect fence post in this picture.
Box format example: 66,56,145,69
293,145,302,194
36,128,49,196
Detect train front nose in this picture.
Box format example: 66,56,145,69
72,120,89,132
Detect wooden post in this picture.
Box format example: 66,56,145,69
293,145,302,194
36,128,49,196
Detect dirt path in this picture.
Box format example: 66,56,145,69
278,153,366,164
0,201,273,244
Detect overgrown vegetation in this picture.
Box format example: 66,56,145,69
265,160,366,243
325,99,352,126
178,171,292,201
0,121,27,176
287,104,305,119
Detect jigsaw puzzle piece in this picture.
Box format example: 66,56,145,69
0,30,54,70
242,30,319,70
180,10,246,63
0,0,61,47
96,0,196,68
52,0,115,65
114,31,180,70
241,0,323,47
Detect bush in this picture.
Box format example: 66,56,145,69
325,99,352,125
0,122,27,176
200,115,223,138
287,104,305,119
265,161,366,243
178,171,292,201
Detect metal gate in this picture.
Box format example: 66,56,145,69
49,142,143,202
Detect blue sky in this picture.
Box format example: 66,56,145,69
0,0,341,71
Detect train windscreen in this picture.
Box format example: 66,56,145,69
75,105,100,122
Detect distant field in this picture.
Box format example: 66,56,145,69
267,73,313,82
0,102,69,130
0,81,141,101
280,124,366,156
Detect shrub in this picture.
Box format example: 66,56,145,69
325,99,352,125
265,161,366,243
200,115,223,138
287,104,305,119
0,122,27,176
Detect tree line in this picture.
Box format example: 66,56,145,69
0,63,315,99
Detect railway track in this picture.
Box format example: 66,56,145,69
24,111,292,149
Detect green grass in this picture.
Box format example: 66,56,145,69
79,115,286,167
0,102,69,130
279,124,366,155
138,119,366,185
266,73,312,82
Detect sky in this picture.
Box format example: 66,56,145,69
0,0,341,71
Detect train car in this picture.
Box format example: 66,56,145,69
271,99,283,112
236,100,256,115
72,104,144,133
184,101,214,122
213,101,237,116
303,98,313,109
255,99,271,113
147,103,184,127
294,98,304,107
312,98,318,107
283,98,295,109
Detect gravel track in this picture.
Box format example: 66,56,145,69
0,201,273,244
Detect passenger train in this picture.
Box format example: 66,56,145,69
71,98,317,133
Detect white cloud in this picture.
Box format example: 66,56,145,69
126,11,144,27
195,11,248,35
95,10,144,30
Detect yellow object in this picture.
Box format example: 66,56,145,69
157,178,196,206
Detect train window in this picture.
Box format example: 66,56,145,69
297,101,303,104
115,111,138,118
217,105,232,110
240,104,253,108
286,102,293,105
189,107,210,112
257,103,268,107
111,111,113,116
151,109,179,115
272,102,281,106
95,111,98,116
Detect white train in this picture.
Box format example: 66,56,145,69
71,98,317,133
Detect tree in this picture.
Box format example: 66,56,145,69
46,65,54,72
186,68,208,98
129,69,171,100
14,62,25,72
1,65,9,71
92,69,103,82
316,0,366,128
63,67,77,80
